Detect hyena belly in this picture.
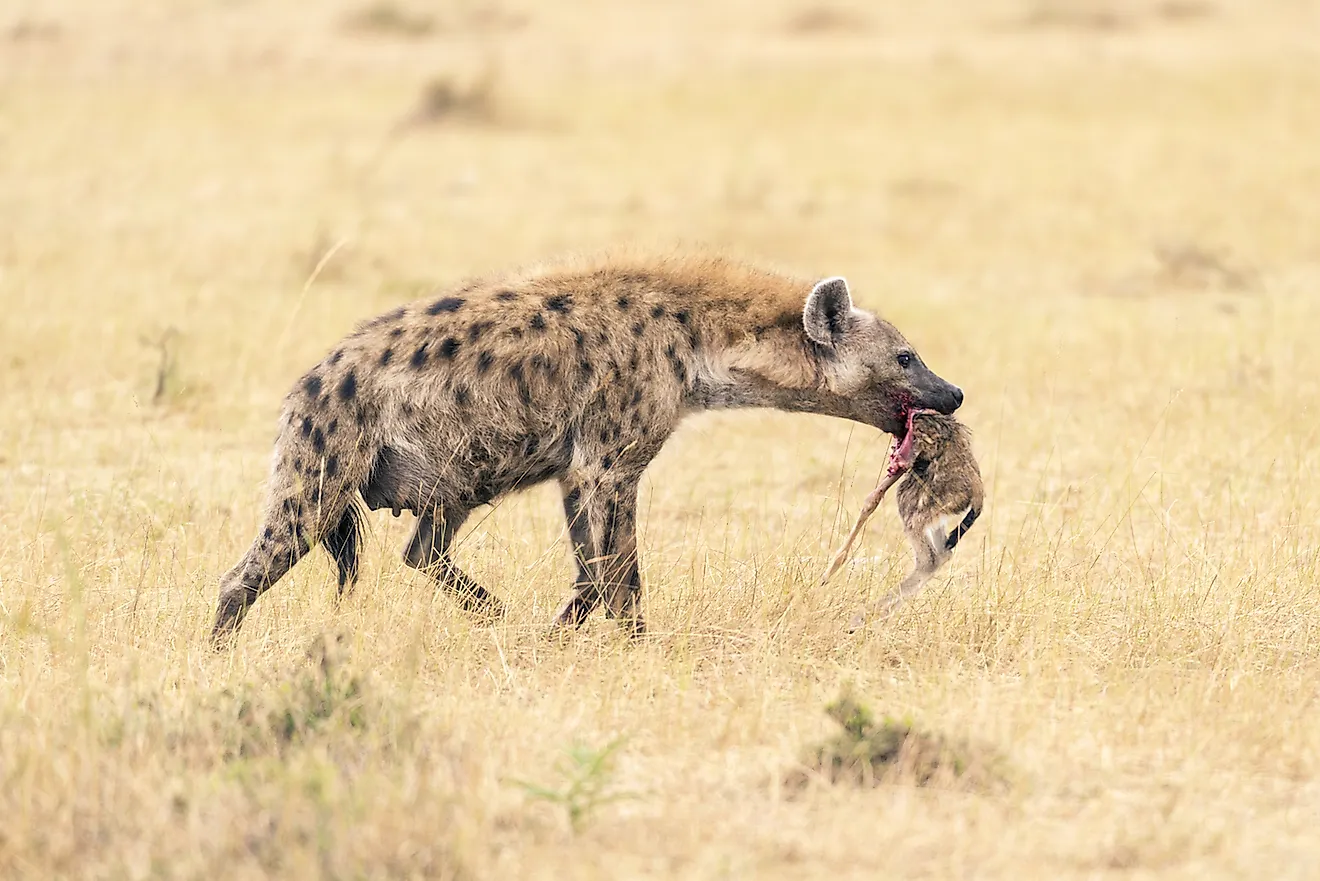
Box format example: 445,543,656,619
361,428,577,516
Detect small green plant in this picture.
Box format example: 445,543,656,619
786,689,1009,793
512,736,634,834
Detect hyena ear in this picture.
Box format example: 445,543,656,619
803,276,853,347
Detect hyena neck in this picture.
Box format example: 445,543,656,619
685,325,850,420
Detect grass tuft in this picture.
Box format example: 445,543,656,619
786,690,1010,793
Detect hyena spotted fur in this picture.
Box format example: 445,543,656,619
212,253,963,643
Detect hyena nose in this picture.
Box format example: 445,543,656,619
951,386,964,408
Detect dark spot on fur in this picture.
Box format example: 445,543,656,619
477,351,495,373
338,370,357,401
454,384,471,406
293,457,303,471
579,359,594,377
427,297,465,315
602,455,614,469
468,321,490,342
545,294,572,313
651,305,665,319
675,310,689,325
496,290,518,301
380,348,394,365
329,349,343,366
304,374,322,398
616,296,631,310
439,337,461,360
628,354,639,371
300,416,313,438
510,327,524,340
523,436,540,455
262,526,274,541
508,361,524,382
312,428,326,454
411,343,429,369
571,327,586,349
599,427,610,443
327,419,339,436
325,455,340,478
630,388,643,406
390,327,405,339
529,313,546,332
281,497,300,515
632,321,645,337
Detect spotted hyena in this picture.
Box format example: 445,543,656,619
211,253,963,643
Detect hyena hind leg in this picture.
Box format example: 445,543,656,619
212,457,365,645
403,506,505,619
212,527,311,646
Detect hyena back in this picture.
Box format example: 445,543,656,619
212,253,964,642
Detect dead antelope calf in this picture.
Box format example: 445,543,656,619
834,410,983,630
210,252,963,644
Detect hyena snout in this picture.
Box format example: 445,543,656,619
940,383,964,413
912,367,963,416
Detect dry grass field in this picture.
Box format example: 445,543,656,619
4,0,1320,877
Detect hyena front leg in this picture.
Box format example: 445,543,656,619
555,483,601,627
554,475,645,636
403,504,505,619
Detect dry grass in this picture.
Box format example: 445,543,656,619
3,0,1320,878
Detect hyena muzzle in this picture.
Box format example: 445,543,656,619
211,254,963,643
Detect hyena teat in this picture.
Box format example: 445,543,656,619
210,252,964,645
842,410,983,630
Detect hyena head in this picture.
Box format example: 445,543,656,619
803,276,963,436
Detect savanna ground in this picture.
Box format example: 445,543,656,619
3,0,1320,877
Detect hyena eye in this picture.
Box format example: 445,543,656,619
896,352,913,369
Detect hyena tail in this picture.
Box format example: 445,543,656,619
323,499,365,593
944,506,980,551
